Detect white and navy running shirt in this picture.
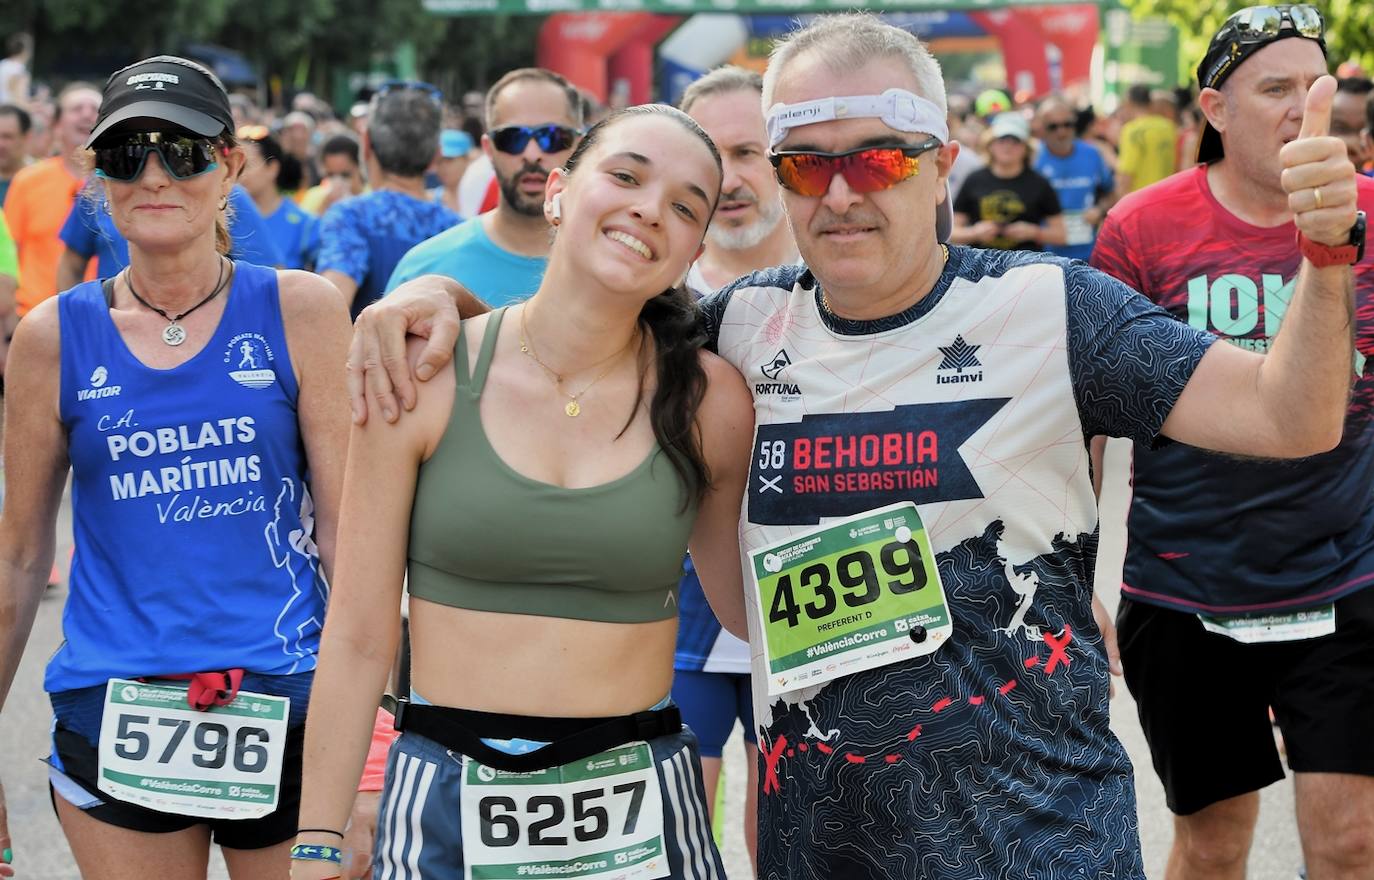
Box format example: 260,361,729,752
51,262,326,694
701,245,1215,879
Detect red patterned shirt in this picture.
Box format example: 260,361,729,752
1092,166,1374,613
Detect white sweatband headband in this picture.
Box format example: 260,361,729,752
766,88,949,149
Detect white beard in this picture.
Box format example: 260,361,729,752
708,196,785,251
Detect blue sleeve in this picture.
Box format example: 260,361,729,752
1094,149,1113,200
227,188,283,267
315,202,369,284
697,289,731,353
299,213,320,272
1063,260,1216,443
59,195,100,258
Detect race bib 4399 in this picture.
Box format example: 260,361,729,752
750,501,953,695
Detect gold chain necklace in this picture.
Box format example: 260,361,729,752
519,305,638,417
821,244,949,315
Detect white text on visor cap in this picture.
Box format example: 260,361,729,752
765,88,950,149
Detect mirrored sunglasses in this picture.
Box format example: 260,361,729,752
769,137,942,198
1226,4,1324,42
490,124,580,155
93,132,222,182
376,80,444,103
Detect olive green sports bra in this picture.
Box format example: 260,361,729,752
407,308,699,623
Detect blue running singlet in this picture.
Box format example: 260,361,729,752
50,261,327,694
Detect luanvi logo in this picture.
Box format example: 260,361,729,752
936,336,983,385
78,365,122,401
757,349,801,397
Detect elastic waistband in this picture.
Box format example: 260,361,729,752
393,699,682,772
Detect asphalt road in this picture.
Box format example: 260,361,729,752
1,439,1302,878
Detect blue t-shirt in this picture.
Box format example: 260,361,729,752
385,217,546,307
263,198,320,271
60,185,283,276
51,262,325,693
1033,140,1113,262
316,190,458,319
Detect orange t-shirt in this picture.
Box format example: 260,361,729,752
3,156,86,315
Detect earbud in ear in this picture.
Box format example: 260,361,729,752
550,192,563,220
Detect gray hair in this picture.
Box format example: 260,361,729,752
367,88,441,178
761,13,947,116
680,65,763,114
1035,93,1074,119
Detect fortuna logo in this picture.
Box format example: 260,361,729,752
762,349,791,380
128,73,178,90
757,349,801,396
936,336,983,384
78,365,122,401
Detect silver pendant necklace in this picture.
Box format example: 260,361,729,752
125,258,230,346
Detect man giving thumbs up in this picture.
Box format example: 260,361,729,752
1091,5,1374,879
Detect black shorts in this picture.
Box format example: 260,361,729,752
48,721,304,849
1117,588,1374,816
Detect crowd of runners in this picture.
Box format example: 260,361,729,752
0,4,1372,879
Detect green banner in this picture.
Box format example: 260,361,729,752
1102,9,1181,92
425,0,1103,16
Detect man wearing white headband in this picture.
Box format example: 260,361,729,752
345,13,1359,880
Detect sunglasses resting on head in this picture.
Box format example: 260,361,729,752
376,80,444,104
769,136,942,197
93,131,225,182
1200,4,1325,89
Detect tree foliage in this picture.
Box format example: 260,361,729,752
0,0,543,108
1122,0,1374,84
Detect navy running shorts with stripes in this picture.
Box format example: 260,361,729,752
371,724,726,879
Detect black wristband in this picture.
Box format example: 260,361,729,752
297,827,344,837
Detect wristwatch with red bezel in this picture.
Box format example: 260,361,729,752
1297,210,1367,267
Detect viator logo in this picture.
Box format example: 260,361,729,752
78,365,122,401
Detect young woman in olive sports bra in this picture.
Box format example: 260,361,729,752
293,106,754,879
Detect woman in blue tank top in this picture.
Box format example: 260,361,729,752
292,106,755,879
0,57,351,878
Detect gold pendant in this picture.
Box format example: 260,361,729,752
565,401,581,417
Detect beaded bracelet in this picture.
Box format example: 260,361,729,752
290,843,343,864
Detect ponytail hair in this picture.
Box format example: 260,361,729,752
632,284,711,509
561,105,723,507
214,129,240,256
